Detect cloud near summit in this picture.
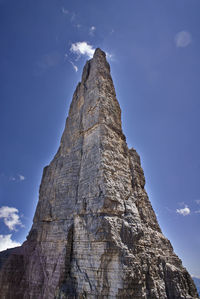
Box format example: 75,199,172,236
70,41,113,62
70,42,95,59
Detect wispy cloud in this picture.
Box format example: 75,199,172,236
176,205,191,216
61,7,69,15
9,176,16,181
64,53,78,72
70,61,78,72
0,206,23,230
0,234,21,252
89,26,96,36
75,24,81,29
19,174,25,181
175,31,192,48
70,41,95,59
194,199,200,214
61,8,77,25
70,12,76,22
9,174,26,182
106,52,113,60
195,199,200,205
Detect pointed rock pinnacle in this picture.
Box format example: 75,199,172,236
0,48,198,299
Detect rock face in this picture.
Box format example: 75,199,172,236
0,48,198,299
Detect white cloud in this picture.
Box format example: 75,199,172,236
70,41,113,61
195,209,200,214
0,206,23,230
70,61,78,72
176,205,191,216
19,174,25,181
89,26,96,36
0,234,21,252
70,42,95,59
175,31,192,48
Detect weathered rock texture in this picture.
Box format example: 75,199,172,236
0,49,198,299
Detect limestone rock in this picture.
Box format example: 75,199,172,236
0,48,198,298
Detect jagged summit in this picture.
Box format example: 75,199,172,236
91,47,107,61
92,47,107,61
94,47,105,56
0,49,198,298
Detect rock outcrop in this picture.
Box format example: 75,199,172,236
0,48,198,299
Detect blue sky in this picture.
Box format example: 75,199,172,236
0,0,200,277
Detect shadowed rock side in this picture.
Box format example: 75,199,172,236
0,49,198,299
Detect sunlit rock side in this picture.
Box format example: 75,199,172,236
0,48,198,299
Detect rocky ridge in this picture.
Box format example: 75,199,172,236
0,48,198,298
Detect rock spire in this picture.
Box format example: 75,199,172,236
0,48,198,298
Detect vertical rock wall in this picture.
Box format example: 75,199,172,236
0,49,198,299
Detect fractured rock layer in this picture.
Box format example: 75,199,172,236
0,49,198,299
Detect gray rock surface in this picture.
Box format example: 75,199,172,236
0,48,198,298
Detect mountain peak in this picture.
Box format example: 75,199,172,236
93,47,106,58
0,50,199,299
